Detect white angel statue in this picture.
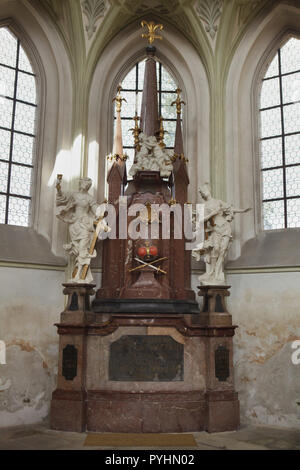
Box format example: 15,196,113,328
192,183,251,285
56,176,110,283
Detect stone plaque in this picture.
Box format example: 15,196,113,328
109,335,184,382
62,344,78,381
215,345,229,382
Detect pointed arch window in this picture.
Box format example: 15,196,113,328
260,36,300,229
114,59,180,171
0,27,37,226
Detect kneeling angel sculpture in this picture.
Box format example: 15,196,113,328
192,183,251,285
56,176,110,283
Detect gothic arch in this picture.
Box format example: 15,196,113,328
225,3,300,265
87,20,210,204
0,0,73,262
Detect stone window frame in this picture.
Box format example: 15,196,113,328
0,19,43,230
0,5,72,267
225,3,300,268
254,30,300,233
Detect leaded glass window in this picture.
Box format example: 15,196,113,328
115,60,179,172
0,27,37,226
260,37,300,229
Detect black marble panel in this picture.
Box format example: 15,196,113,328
215,345,229,382
109,335,184,382
62,344,78,381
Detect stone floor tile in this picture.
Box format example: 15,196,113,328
0,423,299,450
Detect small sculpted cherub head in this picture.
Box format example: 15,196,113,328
224,206,234,222
199,182,211,201
79,177,92,192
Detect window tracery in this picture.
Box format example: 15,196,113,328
0,27,37,227
260,36,300,229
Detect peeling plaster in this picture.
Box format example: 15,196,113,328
236,342,300,428
0,267,62,428
226,272,300,428
0,346,54,427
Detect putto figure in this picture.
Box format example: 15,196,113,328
192,183,251,285
56,176,110,283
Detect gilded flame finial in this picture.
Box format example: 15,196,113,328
141,20,163,45
171,88,185,115
113,84,127,113
130,113,141,151
158,116,167,148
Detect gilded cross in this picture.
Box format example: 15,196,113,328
130,113,141,150
171,88,186,115
158,116,167,148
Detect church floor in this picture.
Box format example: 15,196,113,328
0,423,299,450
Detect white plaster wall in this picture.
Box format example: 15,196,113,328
0,1,75,428
228,271,300,428
222,4,300,427
192,270,300,428
0,267,64,427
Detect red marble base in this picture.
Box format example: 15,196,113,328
50,284,240,434
50,390,86,433
86,391,206,433
205,391,240,433
50,389,239,433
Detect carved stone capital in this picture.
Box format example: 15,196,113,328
61,283,97,324
197,285,232,326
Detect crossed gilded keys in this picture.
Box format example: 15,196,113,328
129,257,168,275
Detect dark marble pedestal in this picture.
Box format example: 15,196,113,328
197,285,240,432
50,283,96,432
50,283,240,433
